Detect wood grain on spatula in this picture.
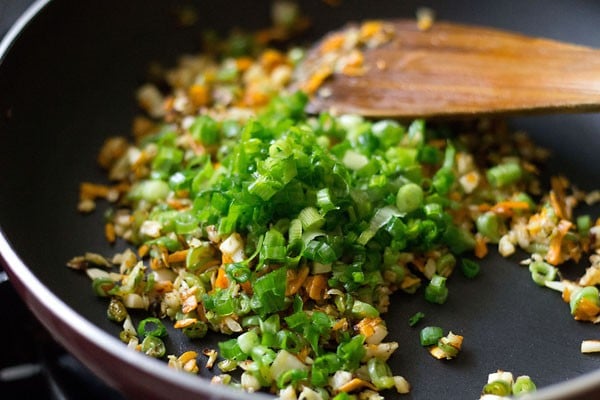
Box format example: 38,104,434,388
303,20,600,118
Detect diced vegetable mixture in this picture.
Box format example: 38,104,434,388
68,6,600,400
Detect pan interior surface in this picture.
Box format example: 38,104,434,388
1,1,600,399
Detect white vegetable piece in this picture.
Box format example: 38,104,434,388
270,350,309,381
581,340,600,353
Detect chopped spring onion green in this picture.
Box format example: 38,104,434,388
486,162,523,188
396,182,424,214
482,380,512,396
408,311,425,327
419,326,444,346
92,277,116,297
460,258,480,279
528,260,557,286
367,358,395,390
476,211,503,243
512,375,537,396
425,275,449,304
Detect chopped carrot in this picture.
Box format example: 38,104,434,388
319,33,345,54
181,287,199,313
286,266,309,296
80,182,110,200
214,267,229,289
400,275,421,291
549,191,566,220
167,197,190,211
341,65,364,76
490,200,530,216
411,257,426,274
150,257,161,270
355,317,382,338
545,219,573,265
527,207,550,237
178,350,199,364
301,66,333,95
573,298,600,321
550,176,570,219
562,287,572,303
359,21,384,40
340,50,364,75
167,249,189,264
174,318,198,329
260,49,287,72
338,378,377,393
296,346,311,363
305,274,328,300
474,234,488,259
242,86,271,107
235,56,254,72
153,281,174,294
332,318,349,331
104,222,116,243
188,84,211,107
138,244,150,258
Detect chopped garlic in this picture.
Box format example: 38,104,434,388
241,372,261,392
393,376,411,394
362,342,399,362
329,370,353,392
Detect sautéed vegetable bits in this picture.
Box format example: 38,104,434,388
68,16,600,400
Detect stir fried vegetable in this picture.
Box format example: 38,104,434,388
67,8,600,399
480,371,537,398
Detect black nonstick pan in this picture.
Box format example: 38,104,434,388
1,1,600,399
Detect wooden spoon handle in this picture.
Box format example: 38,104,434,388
305,20,600,118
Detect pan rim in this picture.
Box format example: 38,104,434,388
1,0,600,399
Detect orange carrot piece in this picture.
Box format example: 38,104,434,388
359,21,384,40
338,378,377,393
235,56,254,72
545,219,573,265
573,298,600,321
286,266,309,296
214,267,229,289
474,234,488,259
188,84,211,107
138,244,150,258
104,222,116,244
302,66,333,95
306,274,328,300
319,33,345,54
260,49,286,72
167,249,189,264
80,182,110,200
490,200,530,216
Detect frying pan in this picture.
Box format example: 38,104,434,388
1,0,600,399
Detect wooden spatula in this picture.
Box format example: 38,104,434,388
299,20,600,118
